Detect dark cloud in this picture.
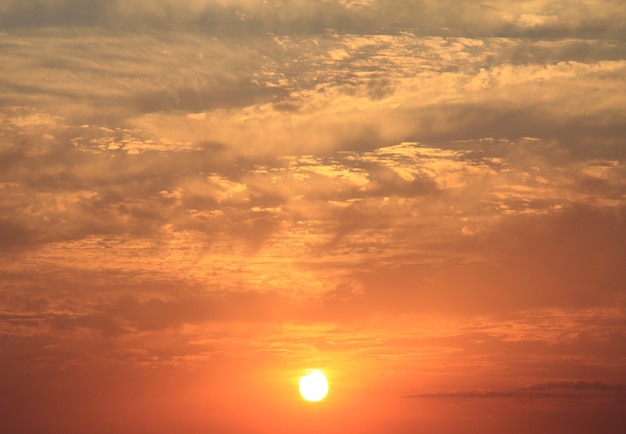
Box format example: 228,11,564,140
0,219,36,251
520,381,626,392
0,0,624,38
0,0,108,28
365,78,395,100
407,383,626,399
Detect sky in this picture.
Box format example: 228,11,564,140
1,0,626,433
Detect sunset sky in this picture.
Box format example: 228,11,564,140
1,1,626,433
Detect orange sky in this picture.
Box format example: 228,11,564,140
1,1,626,433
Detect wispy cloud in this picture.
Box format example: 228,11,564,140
407,381,626,399
1,1,626,433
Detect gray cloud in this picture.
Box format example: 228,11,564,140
407,381,626,399
1,1,625,38
520,381,626,392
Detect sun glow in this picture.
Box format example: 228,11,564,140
299,370,329,402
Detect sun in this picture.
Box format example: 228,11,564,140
299,370,329,402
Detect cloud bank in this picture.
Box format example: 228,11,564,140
1,1,625,433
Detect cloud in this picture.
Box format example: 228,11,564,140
1,5,625,433
2,24,625,159
1,0,625,39
520,381,626,392
407,380,626,401
344,204,626,316
2,109,625,311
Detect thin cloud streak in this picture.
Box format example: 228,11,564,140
406,382,626,399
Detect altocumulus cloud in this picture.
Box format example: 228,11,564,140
1,1,626,433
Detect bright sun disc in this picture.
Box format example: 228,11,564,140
299,370,329,402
